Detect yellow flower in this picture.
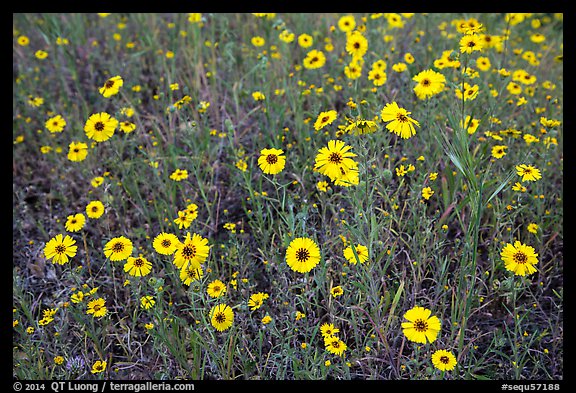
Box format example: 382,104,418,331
86,298,108,318
345,30,368,59
380,102,420,139
91,176,105,187
235,159,248,172
45,115,66,133
99,76,123,98
413,69,446,100
86,201,105,219
65,213,86,232
251,36,265,47
338,15,356,32
491,145,508,159
516,164,542,182
91,360,107,374
70,291,84,303
297,33,313,48
316,181,330,192
261,315,272,324
179,265,204,286
17,35,30,46
501,241,538,276
512,182,527,192
119,121,136,133
67,141,88,162
392,62,407,72
207,279,227,298
44,234,77,265
140,295,156,309
103,236,133,261
84,112,118,142
401,305,441,344
324,335,347,356
461,116,480,134
210,303,234,331
455,82,479,101
153,232,180,255
303,49,326,69
368,68,387,86
279,30,295,43
422,187,434,200
314,140,358,184
459,34,483,53
248,292,269,310
431,349,457,371
320,322,340,338
257,148,286,175
170,168,188,181
330,286,344,298
285,237,321,273
35,50,48,59
124,255,152,277
173,232,210,271
252,91,265,101
343,244,369,264
174,210,194,229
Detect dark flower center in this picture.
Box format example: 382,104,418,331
440,355,450,364
328,152,343,164
94,122,105,131
266,154,278,164
55,245,66,254
112,242,124,252
215,312,226,324
414,319,428,332
182,245,197,259
513,252,528,264
397,113,408,122
296,248,310,263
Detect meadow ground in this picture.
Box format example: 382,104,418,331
12,13,563,381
